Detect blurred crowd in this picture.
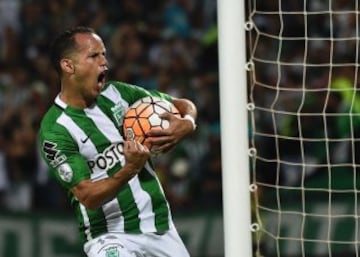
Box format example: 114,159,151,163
249,0,360,186
0,0,221,213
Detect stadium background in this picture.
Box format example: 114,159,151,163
249,1,360,257
0,0,223,256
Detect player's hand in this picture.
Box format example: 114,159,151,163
123,140,151,176
146,112,193,153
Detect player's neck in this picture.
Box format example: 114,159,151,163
59,90,94,109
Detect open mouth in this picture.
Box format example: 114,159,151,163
97,70,108,89
98,70,107,83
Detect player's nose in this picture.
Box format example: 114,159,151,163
99,54,108,67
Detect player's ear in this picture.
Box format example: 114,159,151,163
60,58,75,74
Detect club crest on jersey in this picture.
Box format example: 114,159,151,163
105,247,119,257
57,163,73,182
111,102,126,127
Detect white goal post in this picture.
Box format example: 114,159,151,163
217,0,253,257
246,1,360,257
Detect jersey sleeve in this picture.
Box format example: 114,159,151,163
39,124,91,190
107,81,173,104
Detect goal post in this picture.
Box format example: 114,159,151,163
247,1,360,257
217,0,253,257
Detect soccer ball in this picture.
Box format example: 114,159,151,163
123,96,180,147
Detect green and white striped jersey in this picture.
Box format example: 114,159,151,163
39,81,174,243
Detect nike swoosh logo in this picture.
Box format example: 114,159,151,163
81,135,90,144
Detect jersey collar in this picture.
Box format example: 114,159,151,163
54,94,67,109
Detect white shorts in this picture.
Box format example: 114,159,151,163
84,226,190,257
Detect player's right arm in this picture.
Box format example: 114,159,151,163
40,122,150,210
71,140,151,209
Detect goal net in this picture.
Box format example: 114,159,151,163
247,1,360,256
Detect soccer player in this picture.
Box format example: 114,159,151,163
38,27,197,257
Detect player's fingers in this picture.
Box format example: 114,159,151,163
146,128,171,137
148,134,175,145
124,140,132,150
158,111,172,120
133,141,151,154
131,140,142,150
127,139,137,146
125,140,142,153
152,142,174,153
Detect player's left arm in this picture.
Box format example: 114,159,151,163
146,97,197,153
172,97,197,125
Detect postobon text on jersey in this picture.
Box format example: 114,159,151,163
88,142,125,172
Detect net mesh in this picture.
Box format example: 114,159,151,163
247,1,360,256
